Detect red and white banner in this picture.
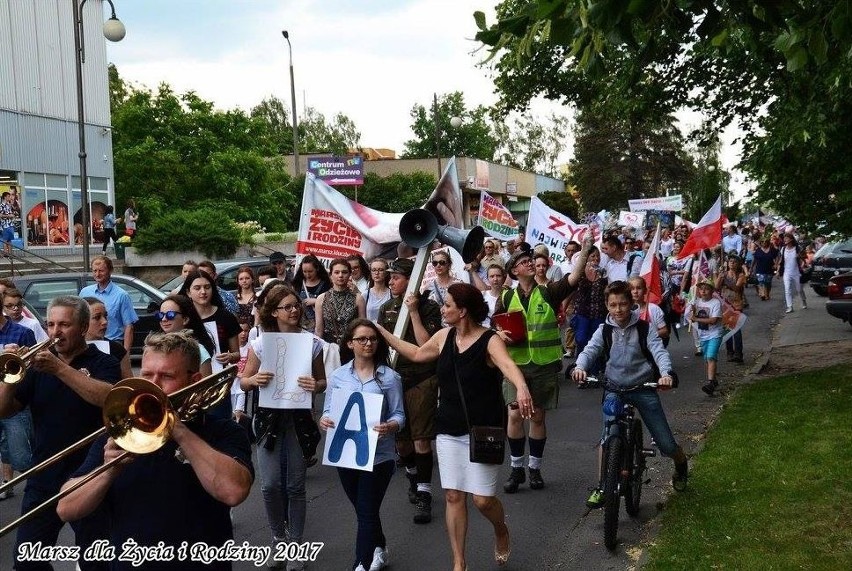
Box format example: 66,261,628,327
677,196,722,260
526,197,600,265
478,191,519,241
639,223,662,304
296,157,468,267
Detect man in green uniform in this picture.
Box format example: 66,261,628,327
377,258,442,523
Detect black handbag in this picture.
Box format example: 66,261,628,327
452,339,506,465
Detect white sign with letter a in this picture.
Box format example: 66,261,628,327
322,389,383,472
258,332,313,409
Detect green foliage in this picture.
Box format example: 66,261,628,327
132,207,241,258
536,191,579,220
402,92,499,160
493,112,572,177
299,107,361,155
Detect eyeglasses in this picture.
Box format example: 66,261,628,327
276,304,300,312
3,303,21,310
349,266,360,272
352,336,378,346
513,258,533,268
431,260,449,267
155,310,182,321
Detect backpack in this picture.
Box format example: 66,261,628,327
600,320,677,386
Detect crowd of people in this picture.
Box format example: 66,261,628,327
0,215,824,571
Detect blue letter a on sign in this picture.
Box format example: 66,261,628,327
329,392,369,466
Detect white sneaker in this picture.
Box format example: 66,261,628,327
355,565,367,571
369,546,388,570
802,303,808,310
0,487,14,500
785,307,793,313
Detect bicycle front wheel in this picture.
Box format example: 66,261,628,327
603,436,623,551
624,419,645,516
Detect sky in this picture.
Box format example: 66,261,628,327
104,0,748,199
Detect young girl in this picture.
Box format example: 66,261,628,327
716,256,747,363
83,297,133,380
687,279,723,395
627,276,669,347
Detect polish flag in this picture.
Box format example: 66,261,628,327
639,223,663,304
677,196,722,259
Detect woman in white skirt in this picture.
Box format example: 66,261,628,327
379,283,533,571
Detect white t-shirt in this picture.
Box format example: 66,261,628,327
637,303,666,332
601,252,629,282
689,297,723,341
782,246,800,277
660,237,675,258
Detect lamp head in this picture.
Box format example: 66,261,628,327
282,30,290,39
103,17,126,42
450,116,462,129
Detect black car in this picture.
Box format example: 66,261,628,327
13,273,166,358
159,257,277,295
826,272,852,328
810,238,852,296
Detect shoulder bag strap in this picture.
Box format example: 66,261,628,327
449,330,472,432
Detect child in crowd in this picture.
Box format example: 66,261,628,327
571,281,688,508
627,276,669,347
686,279,723,395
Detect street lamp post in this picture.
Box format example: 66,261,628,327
282,31,300,178
73,0,125,269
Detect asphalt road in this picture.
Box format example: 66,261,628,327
0,290,783,571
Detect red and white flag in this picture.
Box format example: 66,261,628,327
677,195,722,259
639,223,663,304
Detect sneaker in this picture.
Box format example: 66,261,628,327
802,303,808,310
731,353,744,363
672,461,689,492
701,379,718,396
503,467,526,494
355,565,367,571
586,488,604,509
369,546,388,571
0,487,14,501
405,472,418,504
528,468,545,490
694,348,703,356
785,307,794,313
413,491,432,524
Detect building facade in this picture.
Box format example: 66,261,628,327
0,0,116,252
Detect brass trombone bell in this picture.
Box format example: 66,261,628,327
0,338,60,384
0,365,238,538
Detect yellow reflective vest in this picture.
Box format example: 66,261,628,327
503,286,562,365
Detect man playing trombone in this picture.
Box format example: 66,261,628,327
57,331,254,571
0,296,121,570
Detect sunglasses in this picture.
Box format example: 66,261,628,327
155,310,182,321
431,260,449,267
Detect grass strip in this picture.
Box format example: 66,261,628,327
645,365,852,570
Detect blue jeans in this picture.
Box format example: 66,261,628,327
0,409,33,472
601,388,679,457
337,460,395,570
257,413,307,542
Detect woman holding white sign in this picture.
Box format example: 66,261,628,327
379,283,533,571
241,284,327,570
320,318,404,571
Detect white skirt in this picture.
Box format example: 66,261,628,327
436,434,500,496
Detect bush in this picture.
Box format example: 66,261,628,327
132,207,241,258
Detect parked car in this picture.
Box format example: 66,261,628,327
12,273,166,358
810,238,852,296
826,272,852,328
159,257,274,295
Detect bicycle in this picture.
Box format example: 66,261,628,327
590,380,660,550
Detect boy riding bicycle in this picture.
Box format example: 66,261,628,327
571,281,689,508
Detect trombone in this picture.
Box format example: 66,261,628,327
0,338,60,384
0,365,237,538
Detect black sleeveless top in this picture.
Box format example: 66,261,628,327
435,328,505,436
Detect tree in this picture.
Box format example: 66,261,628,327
493,112,572,177
299,107,361,155
473,1,852,234
402,92,499,160
537,190,580,221
250,96,293,156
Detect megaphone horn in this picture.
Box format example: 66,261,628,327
399,209,438,248
437,224,486,264
399,208,487,264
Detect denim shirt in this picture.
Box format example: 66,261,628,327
323,362,405,466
